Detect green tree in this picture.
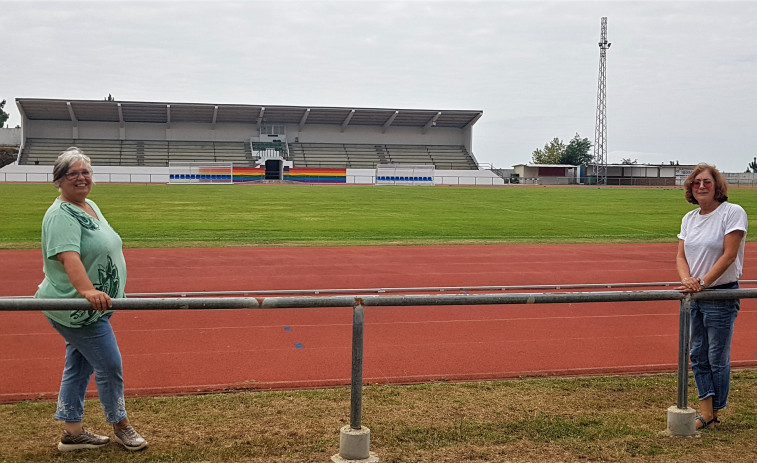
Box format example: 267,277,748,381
748,157,757,173
0,100,9,128
531,137,565,164
560,133,593,165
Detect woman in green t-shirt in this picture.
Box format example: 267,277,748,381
36,147,147,452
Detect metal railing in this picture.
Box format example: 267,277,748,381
3,287,756,458
0,171,170,184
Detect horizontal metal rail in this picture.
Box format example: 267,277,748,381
3,281,756,300
4,288,754,440
2,288,756,311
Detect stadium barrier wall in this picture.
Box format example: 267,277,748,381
12,165,757,187
0,165,502,186
4,287,757,459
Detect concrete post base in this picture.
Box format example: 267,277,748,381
665,405,697,437
331,425,379,462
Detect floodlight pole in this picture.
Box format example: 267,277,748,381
593,17,611,185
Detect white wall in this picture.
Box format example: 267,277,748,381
0,128,22,145
2,164,504,186
347,168,504,185
0,164,170,183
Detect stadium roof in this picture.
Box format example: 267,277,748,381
16,98,483,131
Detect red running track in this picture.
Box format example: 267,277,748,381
1,243,756,403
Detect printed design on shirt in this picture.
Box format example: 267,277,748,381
69,255,120,327
61,202,99,231
70,308,100,327
94,255,120,298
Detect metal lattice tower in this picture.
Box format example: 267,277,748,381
593,17,611,184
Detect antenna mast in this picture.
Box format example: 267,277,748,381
593,17,611,185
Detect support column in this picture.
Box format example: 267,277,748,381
332,301,378,462
666,296,696,436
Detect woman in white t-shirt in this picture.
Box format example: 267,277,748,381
676,163,748,430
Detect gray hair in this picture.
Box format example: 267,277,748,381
52,147,92,187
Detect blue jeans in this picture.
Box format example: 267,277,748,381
47,314,127,424
690,282,740,411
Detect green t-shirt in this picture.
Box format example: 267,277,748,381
35,198,126,327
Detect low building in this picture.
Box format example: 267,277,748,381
512,164,579,185
513,163,698,186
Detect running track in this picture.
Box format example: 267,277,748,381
1,244,756,403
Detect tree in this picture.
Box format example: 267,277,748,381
532,133,593,165
748,157,757,173
104,94,115,101
0,100,9,128
531,137,565,164
620,158,638,165
560,133,593,165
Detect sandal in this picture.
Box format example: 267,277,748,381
695,414,717,429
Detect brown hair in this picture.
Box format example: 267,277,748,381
683,163,728,205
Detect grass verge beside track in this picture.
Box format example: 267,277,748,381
2,371,757,462
3,183,757,249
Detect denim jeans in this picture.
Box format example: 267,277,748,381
690,282,740,411
47,314,127,424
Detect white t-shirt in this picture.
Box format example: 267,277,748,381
677,201,748,287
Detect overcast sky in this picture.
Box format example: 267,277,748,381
3,1,756,172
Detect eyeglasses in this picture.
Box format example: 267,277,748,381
692,179,713,187
65,169,92,180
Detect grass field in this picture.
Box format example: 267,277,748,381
2,182,756,462
2,183,757,249
2,372,757,462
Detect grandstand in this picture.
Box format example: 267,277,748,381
15,99,482,175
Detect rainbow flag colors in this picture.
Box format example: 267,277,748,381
284,168,346,183
232,167,266,183
231,167,346,183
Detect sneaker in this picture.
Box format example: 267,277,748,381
58,428,110,451
113,425,148,451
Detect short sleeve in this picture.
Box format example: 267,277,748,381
724,204,748,236
43,212,81,259
677,211,693,241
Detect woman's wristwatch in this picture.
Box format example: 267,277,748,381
698,279,707,288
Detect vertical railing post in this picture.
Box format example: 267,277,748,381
666,295,696,436
333,300,377,462
350,301,364,429
677,296,692,409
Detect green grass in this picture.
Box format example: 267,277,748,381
3,183,757,249
2,371,757,462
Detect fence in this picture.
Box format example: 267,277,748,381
0,171,170,184
3,287,756,461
